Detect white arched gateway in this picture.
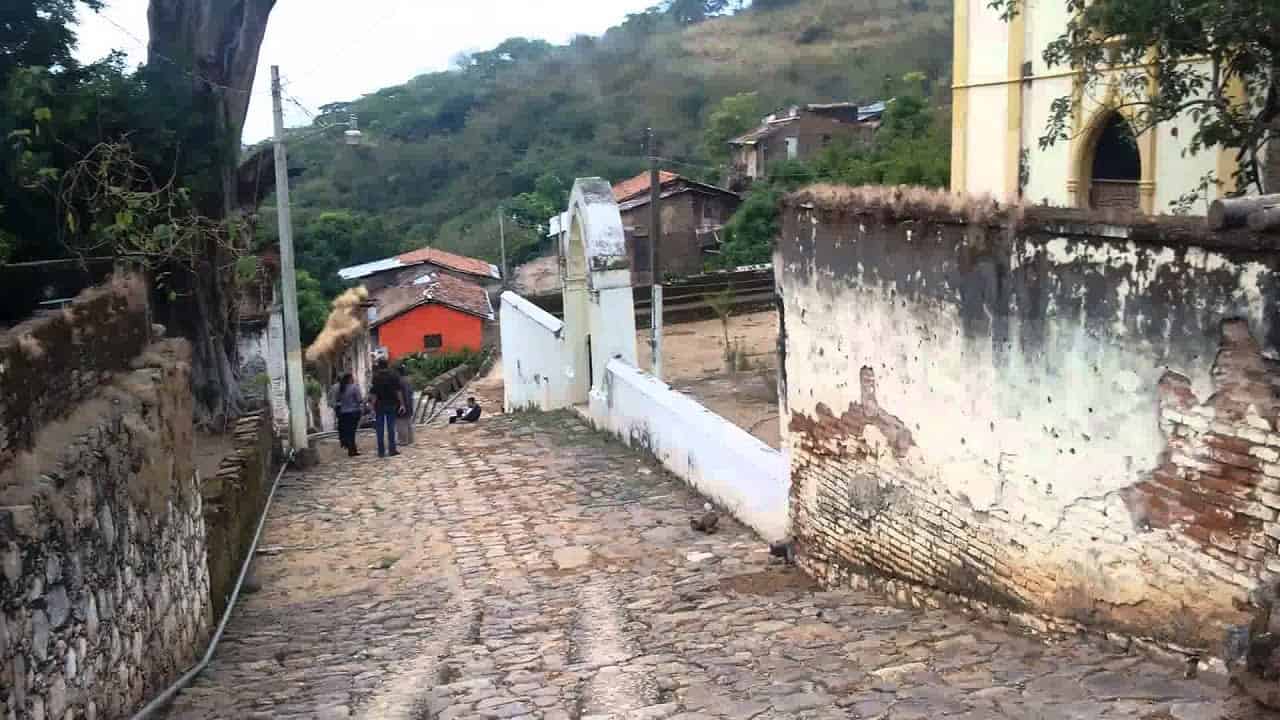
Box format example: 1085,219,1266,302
559,178,638,405
499,178,787,543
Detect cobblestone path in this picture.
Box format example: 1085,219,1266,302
164,410,1267,719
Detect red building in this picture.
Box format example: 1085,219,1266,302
370,272,494,361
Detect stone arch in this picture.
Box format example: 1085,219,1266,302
1072,108,1151,212
559,178,638,405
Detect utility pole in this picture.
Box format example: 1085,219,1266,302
647,128,664,380
498,208,509,290
271,65,310,456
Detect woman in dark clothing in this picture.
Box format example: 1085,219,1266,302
335,373,364,457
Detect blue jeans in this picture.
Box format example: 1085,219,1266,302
374,410,398,456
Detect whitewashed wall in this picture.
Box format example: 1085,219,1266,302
590,359,789,542
500,291,572,412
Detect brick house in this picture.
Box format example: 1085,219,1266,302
369,272,494,361
612,171,741,285
728,102,884,188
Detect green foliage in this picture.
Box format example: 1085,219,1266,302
987,0,1280,197
703,92,764,167
295,270,329,347
399,348,483,389
710,73,949,269
717,187,784,267
277,0,953,286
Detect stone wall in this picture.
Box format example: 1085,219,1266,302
776,186,1280,652
0,275,151,471
0,277,211,720
202,413,272,621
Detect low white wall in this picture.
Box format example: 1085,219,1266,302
500,291,571,412
592,359,789,542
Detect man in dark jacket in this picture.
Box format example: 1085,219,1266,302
449,397,482,424
369,358,404,457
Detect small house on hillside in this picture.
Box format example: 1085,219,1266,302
612,171,741,285
728,101,885,187
338,246,503,300
369,272,494,361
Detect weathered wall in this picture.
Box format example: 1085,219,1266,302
0,277,212,719
0,276,151,470
778,186,1280,649
622,194,701,285
500,292,571,413
202,413,271,620
1,337,209,720
591,359,789,541
236,287,286,426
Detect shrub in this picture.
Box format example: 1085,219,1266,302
399,348,482,389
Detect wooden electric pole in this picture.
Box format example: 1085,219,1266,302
647,128,664,380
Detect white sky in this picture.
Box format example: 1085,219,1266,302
74,0,658,143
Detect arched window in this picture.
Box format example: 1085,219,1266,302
1087,113,1141,211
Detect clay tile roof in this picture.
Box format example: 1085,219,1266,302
613,171,679,204
370,272,494,327
338,246,500,282
396,246,500,280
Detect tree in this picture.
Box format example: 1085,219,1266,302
295,270,328,346
987,0,1280,195
142,0,276,425
665,0,730,25
703,92,763,166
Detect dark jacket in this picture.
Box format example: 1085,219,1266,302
370,369,402,413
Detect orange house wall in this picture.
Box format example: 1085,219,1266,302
377,304,484,360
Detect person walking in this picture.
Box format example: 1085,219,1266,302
395,364,416,446
334,372,363,457
369,358,404,457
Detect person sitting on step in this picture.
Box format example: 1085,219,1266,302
449,397,482,424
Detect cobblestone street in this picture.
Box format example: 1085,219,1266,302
163,409,1267,719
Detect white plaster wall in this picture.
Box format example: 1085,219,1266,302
265,301,289,437
500,291,572,412
966,2,1010,83
1023,75,1075,206
592,359,789,542
1024,0,1069,71
779,217,1275,619
965,85,1010,197
783,235,1271,524
1154,102,1219,211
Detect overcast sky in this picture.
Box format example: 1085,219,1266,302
74,0,657,143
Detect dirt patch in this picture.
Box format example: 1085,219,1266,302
637,310,781,448
719,569,820,595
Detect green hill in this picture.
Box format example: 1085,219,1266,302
265,0,953,296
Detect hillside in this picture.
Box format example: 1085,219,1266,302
262,0,953,296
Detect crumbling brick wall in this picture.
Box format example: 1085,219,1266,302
777,186,1280,650
0,278,211,720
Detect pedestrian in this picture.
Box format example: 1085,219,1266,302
334,372,363,457
369,358,403,457
395,364,416,446
449,397,482,425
